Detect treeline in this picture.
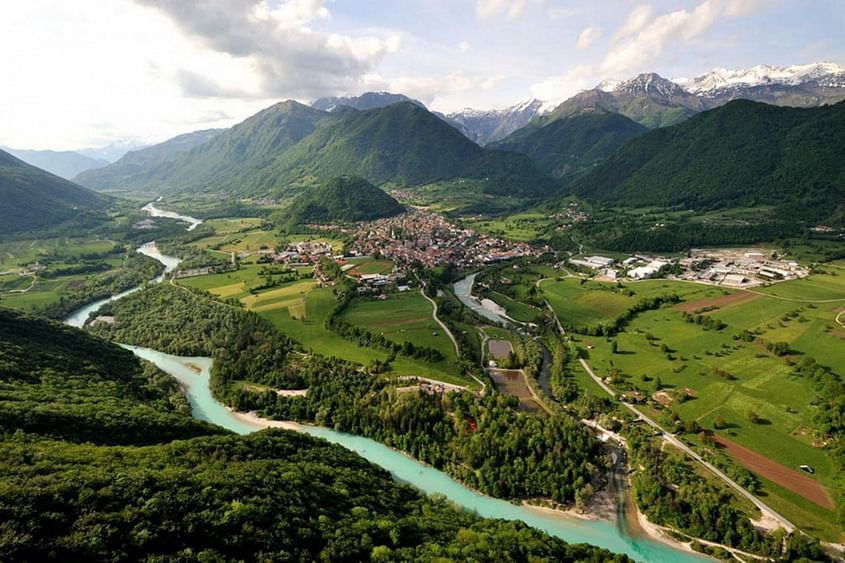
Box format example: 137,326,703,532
682,312,727,331
1,308,626,561
567,294,681,336
625,425,826,559
40,251,164,319
89,284,305,392
587,221,801,253
793,356,845,525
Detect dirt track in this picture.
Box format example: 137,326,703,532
675,291,758,313
714,436,834,510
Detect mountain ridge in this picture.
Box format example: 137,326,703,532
0,148,108,235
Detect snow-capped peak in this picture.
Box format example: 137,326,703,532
596,79,621,93
682,62,845,93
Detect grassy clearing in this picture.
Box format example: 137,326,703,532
179,265,312,302
754,270,845,301
342,291,457,364
489,291,541,323
564,271,845,537
543,279,637,328
0,238,116,272
466,213,554,242
263,287,469,386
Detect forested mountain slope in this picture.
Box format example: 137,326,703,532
279,176,403,229
493,109,647,178
0,149,108,235
0,307,627,561
74,128,222,190
569,99,845,223
75,101,555,198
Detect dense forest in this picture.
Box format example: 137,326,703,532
0,306,629,561
569,100,845,225
278,176,404,231
88,284,606,507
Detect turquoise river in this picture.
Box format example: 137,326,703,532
62,232,708,562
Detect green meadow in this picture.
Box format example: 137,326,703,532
341,291,457,364
262,287,470,387
561,272,844,539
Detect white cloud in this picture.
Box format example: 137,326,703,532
575,26,602,50
134,0,401,99
458,41,470,52
530,64,597,104
475,0,532,20
602,0,761,75
546,7,575,20
611,4,655,44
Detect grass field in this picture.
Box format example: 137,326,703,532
341,291,458,364
179,265,312,302
466,212,554,242
263,287,469,386
560,272,845,540
489,290,541,323
0,237,115,272
542,279,636,329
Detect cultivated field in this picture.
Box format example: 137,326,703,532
568,271,844,538
263,287,469,386
341,291,457,364
346,258,394,276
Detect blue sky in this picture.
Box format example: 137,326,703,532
1,0,843,149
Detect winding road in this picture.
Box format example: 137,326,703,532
537,286,797,533
419,281,487,393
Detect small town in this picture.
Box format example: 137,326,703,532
349,209,549,268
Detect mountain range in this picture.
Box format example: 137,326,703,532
1,148,108,180
569,99,845,223
0,148,107,235
74,101,554,198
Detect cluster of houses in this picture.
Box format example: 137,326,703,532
350,210,547,268
269,241,336,266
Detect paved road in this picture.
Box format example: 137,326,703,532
576,359,795,533
535,283,797,532
420,282,487,393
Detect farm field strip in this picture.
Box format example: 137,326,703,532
714,436,833,510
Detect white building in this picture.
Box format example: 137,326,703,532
628,260,669,280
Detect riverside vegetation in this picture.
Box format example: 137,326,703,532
0,307,628,561
89,283,607,508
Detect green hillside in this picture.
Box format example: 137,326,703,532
74,128,222,190
247,102,555,196
569,99,845,224
76,101,327,193
493,109,647,178
0,307,625,561
75,101,555,199
0,149,108,235
279,176,403,229
544,87,701,129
